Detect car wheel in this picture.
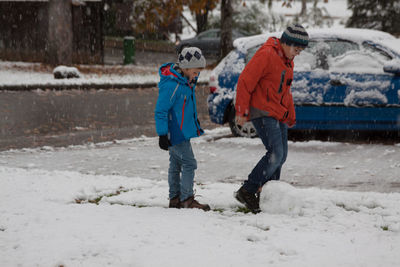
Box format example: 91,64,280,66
228,106,258,138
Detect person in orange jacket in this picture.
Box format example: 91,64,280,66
234,24,309,213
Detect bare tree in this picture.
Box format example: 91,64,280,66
220,0,233,59
187,0,218,33
300,0,307,16
47,0,73,65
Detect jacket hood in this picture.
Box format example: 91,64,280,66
159,63,187,84
265,37,291,64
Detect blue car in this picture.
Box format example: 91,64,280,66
207,28,400,137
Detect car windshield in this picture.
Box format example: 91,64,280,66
197,29,247,40
307,39,359,57
232,30,247,39
198,30,219,39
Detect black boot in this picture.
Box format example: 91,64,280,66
235,186,261,214
169,196,181,208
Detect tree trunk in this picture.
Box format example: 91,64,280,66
220,0,233,59
300,0,307,16
196,11,209,33
47,0,73,65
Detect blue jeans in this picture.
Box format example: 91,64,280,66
168,140,197,201
243,116,288,194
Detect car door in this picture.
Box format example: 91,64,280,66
326,40,400,130
293,38,400,131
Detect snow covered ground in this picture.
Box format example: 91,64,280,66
1,127,400,267
2,1,400,265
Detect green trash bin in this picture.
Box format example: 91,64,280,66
123,36,135,64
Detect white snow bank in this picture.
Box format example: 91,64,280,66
0,61,211,87
262,181,400,232
53,65,81,79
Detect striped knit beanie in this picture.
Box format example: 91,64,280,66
280,23,309,48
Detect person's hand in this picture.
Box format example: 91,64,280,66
286,118,296,128
235,115,247,126
159,135,171,151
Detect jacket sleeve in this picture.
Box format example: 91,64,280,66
154,80,179,136
235,46,270,117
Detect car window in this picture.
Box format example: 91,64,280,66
198,31,218,39
294,50,318,71
361,42,393,61
300,40,359,57
330,50,390,74
295,40,360,71
294,41,320,70
324,40,359,57
326,40,391,73
232,30,246,39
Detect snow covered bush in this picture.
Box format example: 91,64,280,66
207,1,287,35
53,66,81,79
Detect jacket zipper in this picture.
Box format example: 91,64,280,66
280,70,289,120
278,70,286,94
170,83,180,102
180,96,186,130
191,94,201,136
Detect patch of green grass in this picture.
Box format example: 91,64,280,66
88,196,102,204
212,208,225,213
75,187,131,205
235,206,252,214
381,225,389,231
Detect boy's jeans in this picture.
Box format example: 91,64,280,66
243,116,288,194
168,140,197,201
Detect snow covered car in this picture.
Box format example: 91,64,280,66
207,28,400,137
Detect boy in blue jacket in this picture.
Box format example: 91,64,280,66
155,47,210,211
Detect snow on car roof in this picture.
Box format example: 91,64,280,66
234,28,396,53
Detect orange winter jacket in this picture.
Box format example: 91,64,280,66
235,37,296,127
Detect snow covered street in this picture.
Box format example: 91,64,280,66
1,127,400,266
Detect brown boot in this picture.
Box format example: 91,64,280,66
169,196,180,208
181,196,210,211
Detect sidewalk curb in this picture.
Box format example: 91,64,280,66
0,81,208,91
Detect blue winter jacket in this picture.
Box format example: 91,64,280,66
154,63,204,145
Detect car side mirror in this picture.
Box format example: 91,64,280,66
383,59,400,75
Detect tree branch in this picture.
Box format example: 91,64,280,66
181,13,197,34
